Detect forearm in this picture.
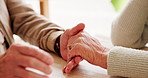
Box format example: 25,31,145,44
107,46,148,78
111,0,148,48
6,0,64,52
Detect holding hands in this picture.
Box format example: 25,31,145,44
61,23,109,73
0,23,110,78
0,23,109,78
60,23,85,73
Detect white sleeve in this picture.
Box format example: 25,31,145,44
111,0,148,48
107,46,148,78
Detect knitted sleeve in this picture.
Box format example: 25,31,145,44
111,0,148,48
107,46,148,78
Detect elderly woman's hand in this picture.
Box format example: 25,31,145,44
60,23,85,60
66,31,109,71
60,23,85,73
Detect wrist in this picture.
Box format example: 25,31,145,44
101,47,110,69
97,47,110,69
100,53,108,69
102,46,110,53
54,35,61,57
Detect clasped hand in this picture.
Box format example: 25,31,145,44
60,23,109,73
0,23,108,78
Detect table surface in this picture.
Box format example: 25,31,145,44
23,35,120,78
47,35,122,78
48,35,148,78
19,35,147,78
48,53,119,78
30,52,121,78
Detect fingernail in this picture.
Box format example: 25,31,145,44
47,67,52,74
65,67,69,72
62,66,66,73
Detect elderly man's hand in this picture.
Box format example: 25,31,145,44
0,43,53,78
66,31,109,69
60,23,85,60
60,23,85,73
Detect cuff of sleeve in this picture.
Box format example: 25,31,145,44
107,46,124,76
107,46,148,78
47,31,63,52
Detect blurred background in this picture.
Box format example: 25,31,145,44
23,0,128,38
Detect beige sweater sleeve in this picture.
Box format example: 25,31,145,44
107,46,148,78
6,0,64,52
111,0,148,48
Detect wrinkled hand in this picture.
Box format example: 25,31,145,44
60,23,85,73
0,43,53,78
67,31,109,69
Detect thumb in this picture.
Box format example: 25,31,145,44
69,23,85,36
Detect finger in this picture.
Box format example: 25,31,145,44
63,59,77,73
67,43,84,62
69,23,85,36
60,23,85,60
16,67,48,78
12,43,54,65
73,56,83,64
16,54,52,74
60,23,85,47
63,56,82,73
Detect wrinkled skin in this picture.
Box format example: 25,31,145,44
0,43,53,78
67,31,109,69
60,23,109,73
60,23,84,73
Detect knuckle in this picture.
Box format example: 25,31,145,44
78,32,86,37
76,43,82,48
73,43,81,49
77,37,84,42
78,33,83,37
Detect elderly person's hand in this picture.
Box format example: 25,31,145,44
60,23,85,73
65,31,110,71
0,43,53,78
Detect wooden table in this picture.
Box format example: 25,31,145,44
16,35,121,78
17,35,147,78
28,48,116,78
28,51,121,78
47,53,122,78
48,35,148,78
46,35,121,78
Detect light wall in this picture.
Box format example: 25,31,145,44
24,0,118,37
50,0,118,37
